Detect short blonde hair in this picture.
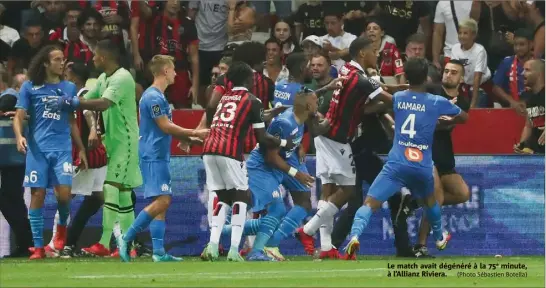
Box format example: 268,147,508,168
459,18,478,34
148,55,175,76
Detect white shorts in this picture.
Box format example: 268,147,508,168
203,155,248,191
315,136,355,186
71,166,107,196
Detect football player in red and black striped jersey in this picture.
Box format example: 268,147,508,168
296,37,393,255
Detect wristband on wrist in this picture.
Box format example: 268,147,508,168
280,139,287,147
288,167,298,177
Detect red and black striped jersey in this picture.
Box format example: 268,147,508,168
72,88,107,169
91,0,131,48
325,61,383,143
150,13,198,70
203,87,265,161
214,72,274,153
131,1,162,61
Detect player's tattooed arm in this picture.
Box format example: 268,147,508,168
83,110,99,149
69,113,88,170
306,114,330,137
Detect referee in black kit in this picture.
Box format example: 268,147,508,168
0,77,33,257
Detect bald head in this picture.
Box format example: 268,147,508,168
293,89,318,117
523,59,545,89
13,74,27,91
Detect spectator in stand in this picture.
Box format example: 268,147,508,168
9,20,47,73
369,1,432,53
324,1,375,37
0,39,10,64
523,1,545,59
62,25,93,65
147,0,199,109
405,33,427,59
470,1,524,71
0,4,20,47
272,19,300,61
493,28,534,114
252,0,292,33
433,1,472,69
365,18,405,84
450,18,492,108
301,35,338,79
263,38,289,84
514,59,545,155
294,1,326,41
218,57,231,76
320,11,356,71
227,1,255,45
78,8,104,54
48,3,83,44
33,0,65,35
306,52,334,116
189,0,229,108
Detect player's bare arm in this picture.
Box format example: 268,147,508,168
188,41,200,105
69,112,88,170
362,100,391,115
306,114,330,137
206,87,224,126
263,106,289,123
264,146,314,188
253,127,295,150
77,97,115,112
83,110,99,149
154,115,209,142
13,109,27,154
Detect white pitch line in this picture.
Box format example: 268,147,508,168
72,268,387,279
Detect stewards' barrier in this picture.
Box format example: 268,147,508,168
170,109,527,155
30,155,544,257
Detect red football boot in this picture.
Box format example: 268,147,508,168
81,243,110,257
29,248,45,260
319,248,340,260
53,225,67,251
239,247,251,257
44,245,58,258
295,227,315,255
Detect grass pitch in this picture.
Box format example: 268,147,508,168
0,256,544,287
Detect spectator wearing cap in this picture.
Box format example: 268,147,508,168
493,28,535,114
320,11,356,71
263,38,289,84
272,19,300,61
294,1,326,41
365,18,405,84
301,35,338,79
450,18,492,108
0,4,20,47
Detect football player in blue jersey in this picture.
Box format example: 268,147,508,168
272,52,309,108
12,45,88,260
344,58,469,259
117,55,209,262
245,89,318,261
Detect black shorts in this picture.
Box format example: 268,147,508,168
198,50,224,87
435,165,457,177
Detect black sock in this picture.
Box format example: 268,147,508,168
66,194,103,247
388,195,412,254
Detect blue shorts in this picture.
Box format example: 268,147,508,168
140,160,172,199
280,155,310,193
367,162,434,202
248,163,283,212
24,150,72,188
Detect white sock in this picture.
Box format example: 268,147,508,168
113,221,122,239
320,216,334,251
230,202,247,251
245,211,257,248
209,202,228,245
48,211,60,248
207,192,218,227
303,201,338,236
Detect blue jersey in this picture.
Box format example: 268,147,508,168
272,81,302,108
248,108,304,167
388,90,462,168
139,87,172,162
15,80,77,152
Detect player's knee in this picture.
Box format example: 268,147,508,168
457,184,471,203
292,193,312,212
267,200,286,218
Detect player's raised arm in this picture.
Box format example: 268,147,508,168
206,76,227,126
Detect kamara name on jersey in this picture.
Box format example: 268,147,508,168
274,90,291,100
398,101,426,112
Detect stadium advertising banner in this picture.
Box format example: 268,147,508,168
5,155,544,257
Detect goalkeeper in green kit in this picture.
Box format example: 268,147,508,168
46,40,142,256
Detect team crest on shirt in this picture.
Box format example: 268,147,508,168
152,104,161,117
161,184,170,192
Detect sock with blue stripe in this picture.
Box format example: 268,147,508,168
150,219,166,256
57,202,70,226
29,208,44,248
123,210,153,243
425,202,444,241
267,205,307,248
222,218,261,237
252,215,280,252
349,205,372,239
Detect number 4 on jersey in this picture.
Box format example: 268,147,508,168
401,114,416,139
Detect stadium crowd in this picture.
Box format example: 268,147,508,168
0,0,544,261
